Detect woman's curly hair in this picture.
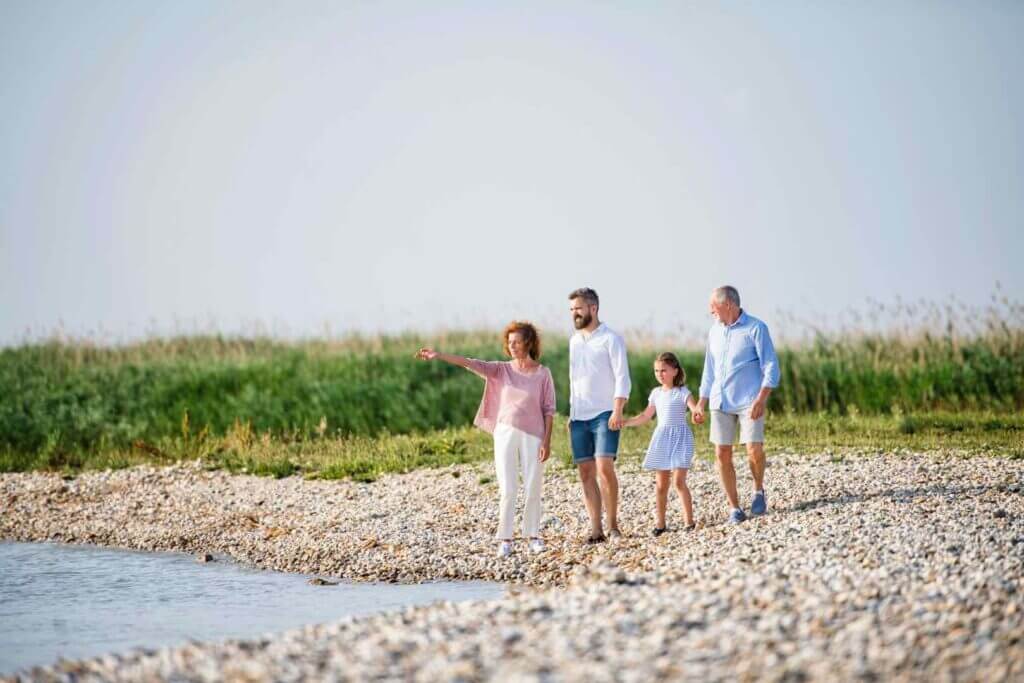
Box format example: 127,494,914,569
502,321,542,361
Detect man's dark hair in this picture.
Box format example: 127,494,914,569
568,287,599,308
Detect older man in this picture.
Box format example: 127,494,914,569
567,287,631,542
693,286,780,524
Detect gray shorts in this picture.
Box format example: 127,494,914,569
710,407,765,445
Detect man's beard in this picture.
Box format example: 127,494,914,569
573,312,592,330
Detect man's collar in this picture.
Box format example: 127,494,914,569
718,309,746,328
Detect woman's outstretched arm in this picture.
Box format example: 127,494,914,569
416,348,501,379
416,348,472,368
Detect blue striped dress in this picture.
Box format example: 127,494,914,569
642,386,695,470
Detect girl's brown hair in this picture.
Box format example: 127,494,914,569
656,352,686,386
503,321,542,360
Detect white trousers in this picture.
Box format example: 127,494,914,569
492,423,545,540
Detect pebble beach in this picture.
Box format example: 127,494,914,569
3,451,1023,681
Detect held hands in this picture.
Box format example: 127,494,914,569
415,348,439,361
691,403,706,425
608,411,624,431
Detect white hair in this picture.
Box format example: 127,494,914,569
712,285,741,307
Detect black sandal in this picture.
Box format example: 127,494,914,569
585,533,607,545
652,527,668,537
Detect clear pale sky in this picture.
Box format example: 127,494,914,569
2,1,1022,344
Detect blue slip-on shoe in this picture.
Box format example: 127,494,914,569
751,491,767,516
729,509,747,524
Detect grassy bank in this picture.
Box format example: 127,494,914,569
2,318,1023,463
3,412,1021,480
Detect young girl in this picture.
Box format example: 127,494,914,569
623,352,704,535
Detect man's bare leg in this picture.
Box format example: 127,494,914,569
715,444,740,510
578,460,604,538
746,442,766,491
596,457,620,533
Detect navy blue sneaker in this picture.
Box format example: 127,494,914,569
729,508,747,524
751,491,767,516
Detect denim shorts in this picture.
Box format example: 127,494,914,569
569,411,620,464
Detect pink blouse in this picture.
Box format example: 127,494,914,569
465,359,556,441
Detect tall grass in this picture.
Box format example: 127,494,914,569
3,412,1021,479
1,298,1021,468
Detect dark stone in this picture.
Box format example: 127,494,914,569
308,577,339,586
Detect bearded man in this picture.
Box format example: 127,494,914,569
567,287,631,542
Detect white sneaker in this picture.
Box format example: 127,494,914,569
529,538,545,553
497,541,513,558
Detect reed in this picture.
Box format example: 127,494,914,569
1,297,1020,469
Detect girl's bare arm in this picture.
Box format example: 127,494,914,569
686,394,705,424
623,404,656,428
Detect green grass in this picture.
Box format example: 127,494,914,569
1,299,1021,475
3,412,1020,480
2,321,1022,461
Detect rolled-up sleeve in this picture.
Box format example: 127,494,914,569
541,370,556,417
567,342,575,416
753,323,780,389
699,336,715,398
609,334,632,400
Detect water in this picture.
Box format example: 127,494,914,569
0,541,503,675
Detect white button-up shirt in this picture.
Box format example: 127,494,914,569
569,323,632,421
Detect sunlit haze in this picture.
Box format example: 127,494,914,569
2,1,1021,345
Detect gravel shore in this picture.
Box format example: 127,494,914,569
3,452,1023,681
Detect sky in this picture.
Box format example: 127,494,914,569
1,1,1022,345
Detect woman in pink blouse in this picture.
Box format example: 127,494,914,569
416,321,556,558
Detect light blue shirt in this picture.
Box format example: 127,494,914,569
699,310,780,412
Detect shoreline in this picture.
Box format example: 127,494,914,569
3,452,1024,680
